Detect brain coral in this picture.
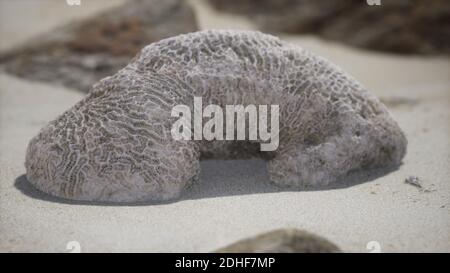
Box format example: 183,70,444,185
25,30,407,203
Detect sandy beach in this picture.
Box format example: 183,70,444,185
0,0,449,252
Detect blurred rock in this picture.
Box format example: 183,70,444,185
209,0,450,55
0,0,198,92
215,229,341,253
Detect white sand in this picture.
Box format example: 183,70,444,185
0,0,449,252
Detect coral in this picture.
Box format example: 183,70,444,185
25,30,407,202
215,228,341,253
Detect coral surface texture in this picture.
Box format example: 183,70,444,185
25,30,407,202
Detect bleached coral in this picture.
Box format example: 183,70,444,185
25,30,407,202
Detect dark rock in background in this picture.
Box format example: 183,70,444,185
209,0,450,55
0,0,198,92
215,229,341,253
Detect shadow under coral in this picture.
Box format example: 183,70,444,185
14,159,399,206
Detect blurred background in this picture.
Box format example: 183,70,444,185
0,0,449,92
